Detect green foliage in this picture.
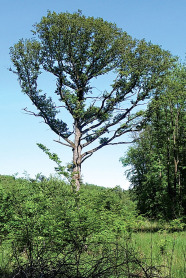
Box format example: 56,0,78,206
37,143,70,179
0,175,165,277
121,64,186,220
10,11,176,190
169,219,186,232
0,175,185,276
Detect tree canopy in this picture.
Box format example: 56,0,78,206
10,11,176,189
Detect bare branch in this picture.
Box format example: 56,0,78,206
107,141,134,145
23,107,39,117
23,105,74,148
53,139,73,148
81,88,117,130
81,152,94,163
81,125,139,161
81,106,136,148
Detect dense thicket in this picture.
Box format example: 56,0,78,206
0,175,142,277
1,175,185,277
2,175,183,277
121,64,186,219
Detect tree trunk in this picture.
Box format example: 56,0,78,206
72,122,82,191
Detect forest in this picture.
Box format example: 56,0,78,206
0,10,186,277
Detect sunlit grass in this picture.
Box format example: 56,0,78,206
131,231,186,278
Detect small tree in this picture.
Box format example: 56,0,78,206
10,11,175,190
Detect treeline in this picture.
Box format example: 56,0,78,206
121,64,186,220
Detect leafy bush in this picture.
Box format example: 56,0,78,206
0,175,168,277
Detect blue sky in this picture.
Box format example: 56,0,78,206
0,0,185,188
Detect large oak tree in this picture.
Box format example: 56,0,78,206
10,11,175,190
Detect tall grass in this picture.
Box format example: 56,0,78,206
131,231,186,278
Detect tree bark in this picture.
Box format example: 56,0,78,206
72,122,82,191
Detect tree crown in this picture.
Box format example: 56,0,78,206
10,11,176,165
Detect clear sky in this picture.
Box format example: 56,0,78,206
0,0,185,188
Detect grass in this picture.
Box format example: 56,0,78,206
131,231,186,278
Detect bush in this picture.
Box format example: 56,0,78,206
0,175,170,277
